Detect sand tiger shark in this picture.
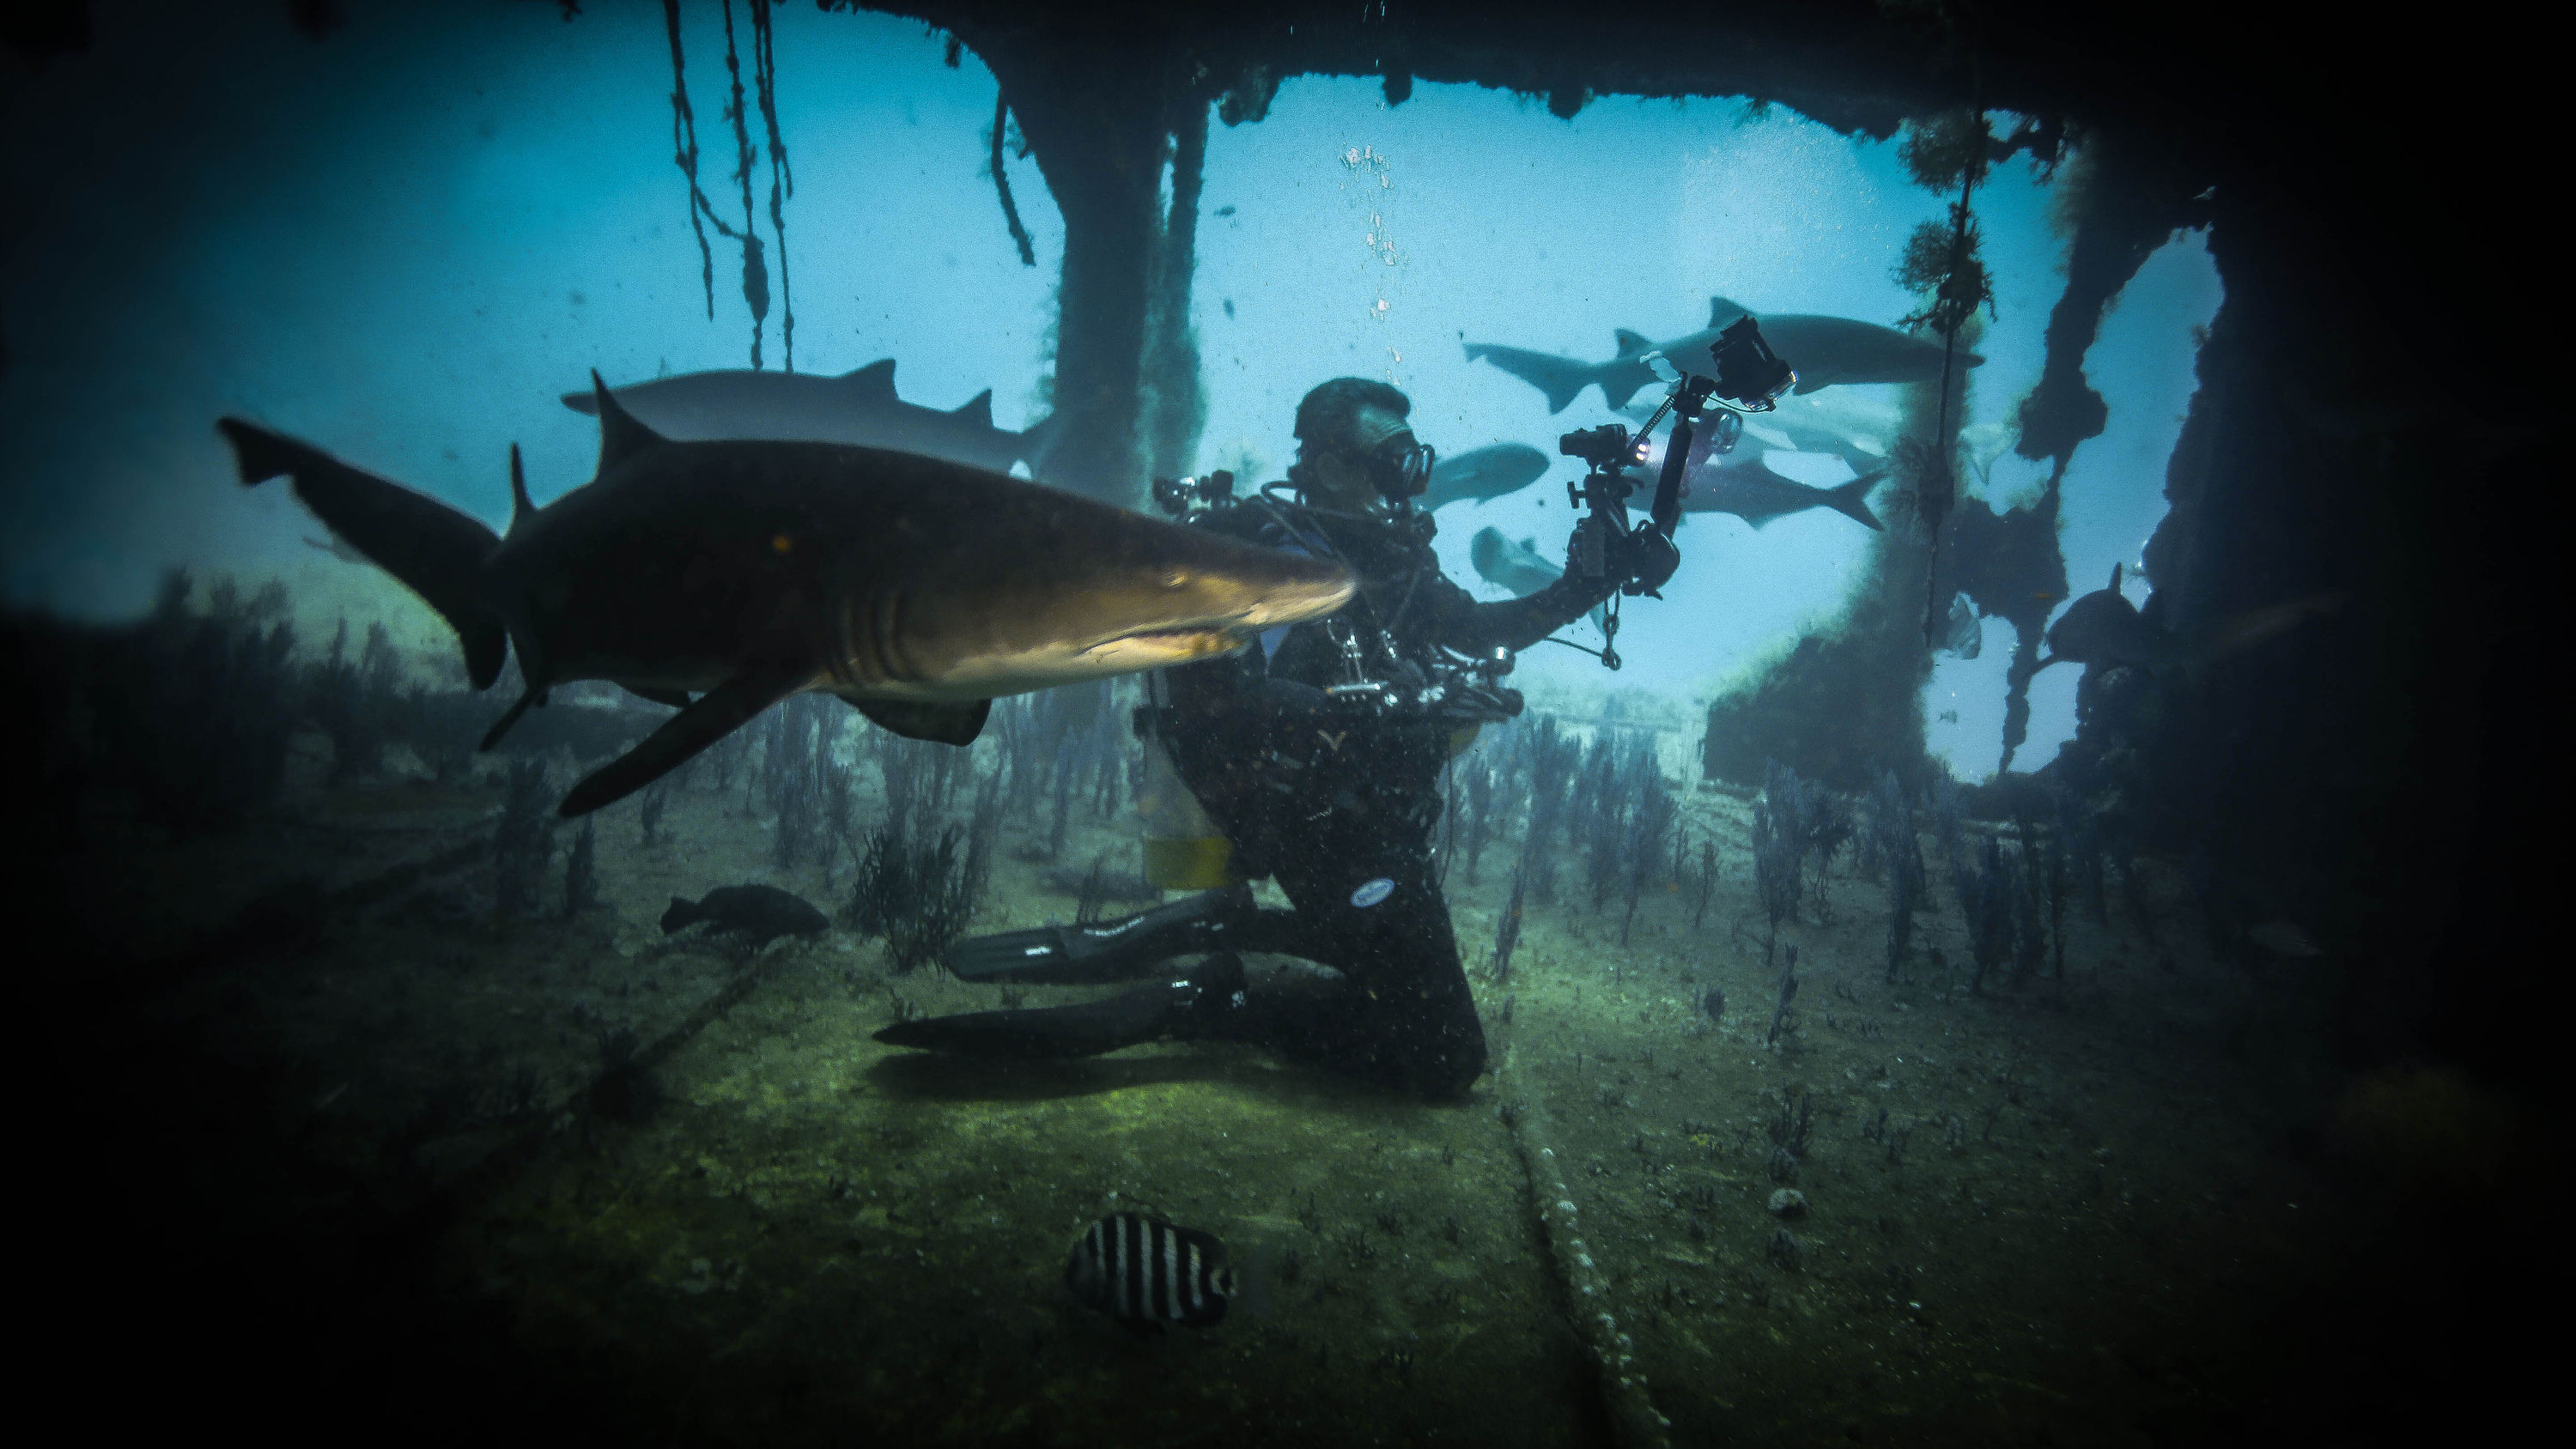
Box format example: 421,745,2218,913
1469,296,1981,413
1420,443,1552,512
562,359,1060,478
219,379,1353,816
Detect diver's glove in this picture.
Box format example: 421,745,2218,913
1606,524,1680,597
943,883,1257,984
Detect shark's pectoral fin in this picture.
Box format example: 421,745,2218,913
479,682,550,752
1613,328,1654,358
846,695,991,746
625,685,692,709
559,665,808,817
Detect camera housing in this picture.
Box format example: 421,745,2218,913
1151,470,1236,518
1707,316,1796,408
1558,423,1635,468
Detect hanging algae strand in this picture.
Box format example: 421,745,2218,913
660,0,717,324
750,0,795,370
717,0,770,369
659,0,794,371
1892,110,1995,649
989,92,1038,267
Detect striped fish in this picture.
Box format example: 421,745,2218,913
1065,1213,1236,1331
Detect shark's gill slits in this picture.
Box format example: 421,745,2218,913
881,587,918,683
839,589,900,687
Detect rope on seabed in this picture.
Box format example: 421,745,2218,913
1497,1043,1674,1449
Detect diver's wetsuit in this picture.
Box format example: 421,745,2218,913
880,488,1625,1098
1144,490,1622,1096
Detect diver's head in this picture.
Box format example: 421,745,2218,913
1289,378,1433,512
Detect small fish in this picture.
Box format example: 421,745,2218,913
659,884,829,947
1066,1213,1236,1333
1213,204,1236,217
1937,709,1959,724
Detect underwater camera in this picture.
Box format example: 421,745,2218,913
1151,470,1237,518
1558,423,1640,470
1705,315,1795,409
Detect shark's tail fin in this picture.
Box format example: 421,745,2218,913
1463,343,1599,415
1825,470,1886,531
659,896,700,934
216,417,509,689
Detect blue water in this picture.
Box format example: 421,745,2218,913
3,0,2215,779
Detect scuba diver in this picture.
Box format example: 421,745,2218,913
873,379,1670,1097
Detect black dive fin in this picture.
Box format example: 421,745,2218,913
216,417,509,690
848,696,991,745
625,685,692,709
558,664,809,817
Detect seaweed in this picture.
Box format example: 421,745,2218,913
636,779,671,846
1953,834,2019,994
1621,773,1677,947
494,757,556,918
1073,852,1113,926
1461,756,1498,882
846,818,983,973
1869,770,1927,981
562,815,599,918
2056,785,2107,927
1765,1086,1814,1185
306,616,402,784
1690,837,1719,930
591,1026,662,1124
1489,866,1527,985
115,571,302,834
1765,943,1801,1046
1752,763,1807,964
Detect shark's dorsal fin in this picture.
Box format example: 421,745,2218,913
1613,329,1654,358
507,444,535,537
842,359,898,397
951,390,994,427
591,370,670,476
1709,295,1751,327
2110,563,2123,592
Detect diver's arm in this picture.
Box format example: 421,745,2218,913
1426,567,1619,654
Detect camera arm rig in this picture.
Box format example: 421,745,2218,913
1552,315,1795,670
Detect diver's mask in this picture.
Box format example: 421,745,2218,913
1347,405,1434,504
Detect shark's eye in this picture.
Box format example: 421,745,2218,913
772,533,794,555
